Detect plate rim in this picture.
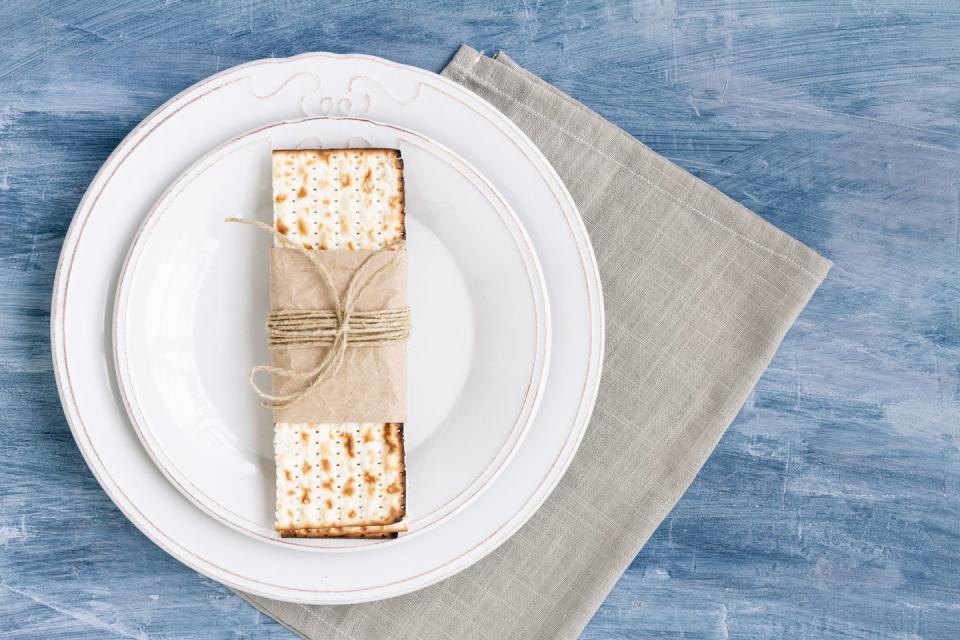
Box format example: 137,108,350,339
51,51,605,603
112,114,552,551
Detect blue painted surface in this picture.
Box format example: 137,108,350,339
1,1,958,638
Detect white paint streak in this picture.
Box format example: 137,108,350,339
671,28,679,83
738,95,960,140
954,186,959,252
0,583,149,639
719,603,730,640
782,441,791,507
0,515,28,545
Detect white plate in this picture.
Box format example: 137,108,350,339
114,117,549,549
52,52,604,603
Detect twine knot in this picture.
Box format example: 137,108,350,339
227,218,410,409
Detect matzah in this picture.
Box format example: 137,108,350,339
273,148,404,251
272,148,407,538
274,422,406,530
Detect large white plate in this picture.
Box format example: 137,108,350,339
52,52,604,603
114,117,549,549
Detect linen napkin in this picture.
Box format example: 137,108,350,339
237,45,831,639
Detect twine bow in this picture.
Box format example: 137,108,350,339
226,218,410,409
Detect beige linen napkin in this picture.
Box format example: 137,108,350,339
237,45,831,639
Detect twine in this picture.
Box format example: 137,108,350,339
226,218,410,408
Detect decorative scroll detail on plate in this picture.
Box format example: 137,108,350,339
295,136,324,149
247,70,426,118
302,93,371,117
300,76,425,117
293,136,373,150
346,136,373,148
249,72,321,100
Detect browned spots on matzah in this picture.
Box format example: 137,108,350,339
347,509,356,519
297,217,308,236
275,193,287,203
297,185,308,199
299,431,309,443
274,424,406,532
283,469,292,482
303,242,313,250
362,430,374,444
361,167,374,193
276,218,290,235
384,424,399,455
342,432,355,458
339,173,352,187
321,458,331,473
300,488,311,505
301,460,312,474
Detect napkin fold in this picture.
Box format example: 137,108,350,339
237,45,831,639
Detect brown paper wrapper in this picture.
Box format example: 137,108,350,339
268,246,407,424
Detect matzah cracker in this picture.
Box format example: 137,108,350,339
272,148,404,250
274,422,406,531
272,148,407,537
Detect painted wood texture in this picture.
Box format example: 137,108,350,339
1,1,958,638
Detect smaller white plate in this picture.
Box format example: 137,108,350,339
114,117,550,549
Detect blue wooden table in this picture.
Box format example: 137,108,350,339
2,1,958,638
